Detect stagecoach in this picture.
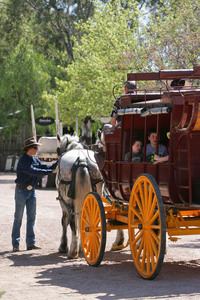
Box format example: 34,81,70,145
80,66,200,279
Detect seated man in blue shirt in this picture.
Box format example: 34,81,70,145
110,81,136,127
145,129,168,162
12,137,58,252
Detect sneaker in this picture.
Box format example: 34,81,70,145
13,247,19,252
27,245,41,250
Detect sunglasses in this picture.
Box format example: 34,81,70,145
33,146,38,149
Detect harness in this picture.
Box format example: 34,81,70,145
57,150,103,216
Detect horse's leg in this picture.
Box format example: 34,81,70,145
111,229,125,250
71,165,91,258
68,211,79,259
96,180,104,197
59,211,69,253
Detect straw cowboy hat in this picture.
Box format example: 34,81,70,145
23,137,42,150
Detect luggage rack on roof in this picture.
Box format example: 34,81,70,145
117,105,172,117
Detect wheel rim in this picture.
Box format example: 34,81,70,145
81,192,106,266
128,174,166,279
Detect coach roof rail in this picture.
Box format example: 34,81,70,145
127,66,200,81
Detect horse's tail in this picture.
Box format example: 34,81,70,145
74,161,92,208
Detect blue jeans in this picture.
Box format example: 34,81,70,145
12,186,36,247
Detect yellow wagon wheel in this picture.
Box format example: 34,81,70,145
81,192,106,267
128,174,166,279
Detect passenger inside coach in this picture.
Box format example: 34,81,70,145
153,154,169,164
125,137,143,162
144,129,168,163
153,131,170,164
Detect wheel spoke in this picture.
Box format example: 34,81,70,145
82,216,90,227
150,209,159,225
151,228,160,246
146,239,151,274
130,229,143,247
128,175,166,279
93,232,100,253
136,237,144,260
134,192,143,217
138,182,145,211
130,206,143,222
141,241,147,270
149,231,158,258
81,192,106,266
94,215,101,228
148,195,157,220
90,199,95,223
151,225,160,230
149,236,156,269
144,180,148,218
147,185,153,214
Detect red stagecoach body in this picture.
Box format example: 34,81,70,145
81,67,200,280
98,66,200,208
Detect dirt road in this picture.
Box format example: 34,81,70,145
0,173,200,300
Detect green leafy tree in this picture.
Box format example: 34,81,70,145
23,0,96,62
140,0,200,70
45,0,140,124
0,40,52,137
0,0,67,138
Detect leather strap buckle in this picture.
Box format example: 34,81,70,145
27,185,33,190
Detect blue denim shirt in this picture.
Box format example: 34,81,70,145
15,153,58,187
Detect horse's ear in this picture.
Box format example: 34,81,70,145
57,133,61,142
73,132,77,137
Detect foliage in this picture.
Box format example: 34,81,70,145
48,0,200,126
23,0,96,62
45,0,140,124
0,40,52,137
140,0,200,70
1,0,200,138
0,292,6,298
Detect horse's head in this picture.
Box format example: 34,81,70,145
97,124,113,152
57,133,84,156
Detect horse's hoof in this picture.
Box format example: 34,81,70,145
68,252,78,259
59,246,68,254
111,245,124,251
111,242,124,251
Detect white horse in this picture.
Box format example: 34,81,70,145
56,133,104,258
56,133,124,258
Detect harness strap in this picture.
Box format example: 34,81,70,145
58,152,104,199
68,157,88,199
60,179,71,185
58,194,82,216
57,194,74,214
92,177,104,185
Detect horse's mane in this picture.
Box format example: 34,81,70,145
58,134,84,155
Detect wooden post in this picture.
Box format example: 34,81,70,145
76,116,78,135
31,105,36,140
55,100,59,135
